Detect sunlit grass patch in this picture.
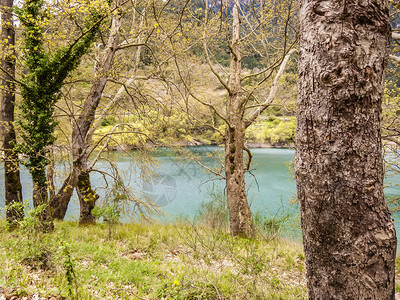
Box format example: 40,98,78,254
0,220,307,299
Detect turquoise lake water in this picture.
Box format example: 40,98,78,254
1,146,399,241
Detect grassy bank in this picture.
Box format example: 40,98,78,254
0,221,307,299
4,220,400,299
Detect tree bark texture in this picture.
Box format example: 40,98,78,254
1,0,23,226
32,170,54,232
77,167,98,225
225,0,255,237
51,172,76,219
295,0,397,298
50,7,123,223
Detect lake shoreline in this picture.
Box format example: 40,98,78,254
111,140,294,151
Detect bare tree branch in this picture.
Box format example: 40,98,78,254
88,123,155,171
171,53,231,127
390,54,400,63
245,48,297,127
383,136,400,147
202,0,232,94
117,42,149,50
0,65,27,88
243,145,253,172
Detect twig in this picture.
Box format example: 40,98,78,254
243,145,253,172
390,54,400,63
0,65,27,88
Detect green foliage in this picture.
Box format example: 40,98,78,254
396,256,400,292
15,0,106,187
197,187,229,230
242,54,264,69
93,180,127,239
18,204,48,235
253,207,291,238
7,207,58,272
93,205,121,225
247,116,296,145
197,188,293,240
19,239,54,271
3,202,24,230
61,243,78,299
101,116,116,126
262,117,296,144
93,203,121,240
94,107,213,148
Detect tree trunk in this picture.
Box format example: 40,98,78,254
32,170,54,232
50,171,76,219
77,168,98,225
50,6,123,222
225,125,255,237
295,0,397,298
1,0,24,227
225,0,255,237
75,7,122,224
74,145,98,225
47,148,56,201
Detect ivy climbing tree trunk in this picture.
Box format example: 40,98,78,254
224,0,255,237
17,0,104,231
1,0,23,226
295,0,397,298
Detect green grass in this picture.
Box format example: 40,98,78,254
395,257,400,292
0,221,307,299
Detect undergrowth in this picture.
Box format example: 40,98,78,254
0,220,307,299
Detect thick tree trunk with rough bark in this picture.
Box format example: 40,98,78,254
295,0,397,298
225,0,255,237
50,7,122,223
1,0,23,226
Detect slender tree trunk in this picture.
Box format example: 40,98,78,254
295,0,397,298
76,156,98,225
1,0,23,226
47,148,56,201
225,125,255,237
225,0,255,237
51,5,123,223
32,169,54,232
76,7,122,225
50,171,76,219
